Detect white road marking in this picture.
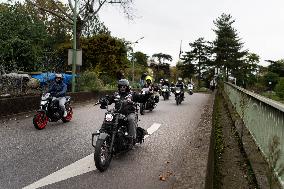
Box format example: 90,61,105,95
23,123,161,189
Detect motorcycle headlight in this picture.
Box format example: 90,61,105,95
176,90,180,93
105,114,113,122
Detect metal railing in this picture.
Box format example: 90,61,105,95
224,82,284,186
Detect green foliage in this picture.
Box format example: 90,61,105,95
213,13,247,80
82,34,129,79
152,53,172,64
183,38,213,84
263,72,279,90
76,71,103,92
267,59,284,77
132,51,148,67
275,78,284,99
0,2,48,73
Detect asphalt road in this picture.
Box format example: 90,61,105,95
0,92,212,189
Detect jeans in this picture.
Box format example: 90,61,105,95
56,97,66,113
127,113,137,139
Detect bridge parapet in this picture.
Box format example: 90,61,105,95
224,82,284,187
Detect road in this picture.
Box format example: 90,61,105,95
0,93,212,189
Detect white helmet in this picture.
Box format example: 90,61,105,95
55,73,63,79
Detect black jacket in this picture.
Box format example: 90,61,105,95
101,91,147,115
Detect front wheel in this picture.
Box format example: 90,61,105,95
62,106,73,123
94,137,112,172
33,112,48,130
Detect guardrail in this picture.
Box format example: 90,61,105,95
224,82,284,187
0,90,116,117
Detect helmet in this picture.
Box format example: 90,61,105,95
55,73,63,83
117,79,130,93
55,73,63,79
178,77,182,81
165,79,169,82
145,76,153,83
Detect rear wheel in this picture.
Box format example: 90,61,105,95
33,112,48,130
94,137,112,172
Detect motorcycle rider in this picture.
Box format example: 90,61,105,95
143,76,159,103
47,73,68,117
99,79,147,147
175,77,185,100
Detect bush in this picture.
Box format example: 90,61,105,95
77,71,103,92
275,77,284,99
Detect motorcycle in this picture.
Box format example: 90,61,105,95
161,85,170,100
188,84,193,95
33,93,73,130
139,88,156,115
92,95,147,172
174,87,183,105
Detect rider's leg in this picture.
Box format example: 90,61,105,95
127,113,137,139
58,97,67,117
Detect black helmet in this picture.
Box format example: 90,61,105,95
117,79,130,93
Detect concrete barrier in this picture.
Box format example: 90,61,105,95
0,90,115,117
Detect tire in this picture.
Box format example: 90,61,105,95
33,112,48,130
176,98,179,105
62,106,73,123
94,137,112,172
140,103,144,115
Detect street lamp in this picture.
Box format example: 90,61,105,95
131,37,144,83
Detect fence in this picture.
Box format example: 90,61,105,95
224,82,284,187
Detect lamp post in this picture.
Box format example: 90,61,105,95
131,37,144,83
71,0,78,93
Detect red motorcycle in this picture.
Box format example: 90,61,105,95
33,93,73,130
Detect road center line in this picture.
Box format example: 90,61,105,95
23,123,161,189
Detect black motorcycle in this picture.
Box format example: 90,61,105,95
33,93,73,130
139,88,156,115
188,84,193,95
161,85,170,100
174,87,183,105
92,95,147,172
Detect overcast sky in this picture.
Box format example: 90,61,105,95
1,0,283,66
99,0,284,66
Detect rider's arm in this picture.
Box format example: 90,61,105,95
56,83,67,97
132,92,147,103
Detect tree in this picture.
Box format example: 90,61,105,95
267,59,284,77
242,53,259,88
0,2,48,73
182,37,212,86
81,34,129,79
132,51,148,67
263,72,279,90
152,53,172,80
26,0,134,49
213,13,247,81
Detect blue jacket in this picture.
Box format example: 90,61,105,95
48,81,67,97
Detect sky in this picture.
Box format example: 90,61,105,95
98,0,284,66
1,0,283,66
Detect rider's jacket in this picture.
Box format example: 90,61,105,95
102,91,146,115
48,81,67,97
175,82,185,90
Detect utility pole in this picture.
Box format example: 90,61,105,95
71,0,77,93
